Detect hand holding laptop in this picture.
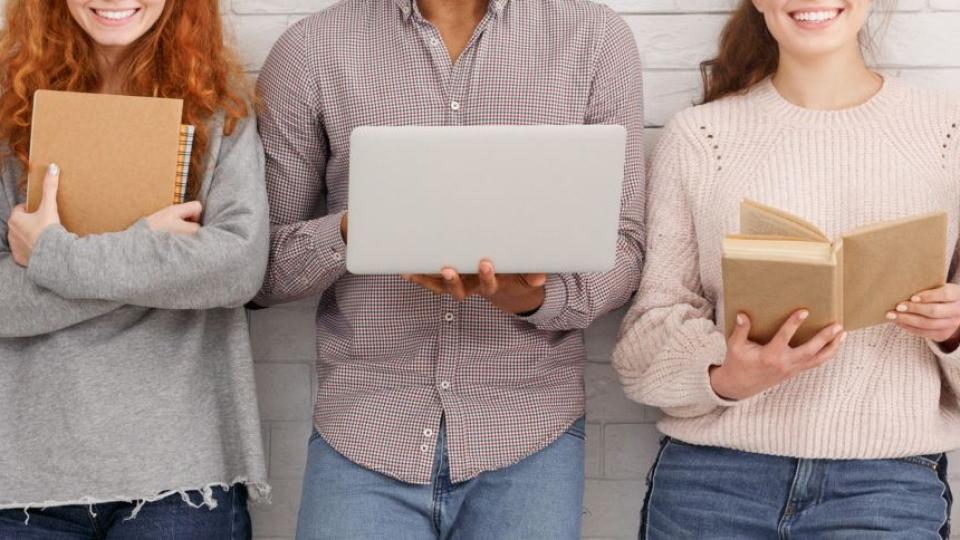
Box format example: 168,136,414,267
403,260,547,315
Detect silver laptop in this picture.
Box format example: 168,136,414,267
346,125,627,275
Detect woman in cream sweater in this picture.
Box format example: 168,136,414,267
615,0,958,537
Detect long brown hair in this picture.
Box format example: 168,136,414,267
0,0,250,200
700,0,892,104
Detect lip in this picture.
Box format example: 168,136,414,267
89,7,142,27
788,7,845,30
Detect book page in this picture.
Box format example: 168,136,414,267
741,199,829,241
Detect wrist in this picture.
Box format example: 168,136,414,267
512,286,546,315
708,364,738,401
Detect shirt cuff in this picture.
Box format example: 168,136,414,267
304,211,347,268
517,274,567,327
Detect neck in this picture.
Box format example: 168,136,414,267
772,46,882,111
96,46,125,95
416,0,487,26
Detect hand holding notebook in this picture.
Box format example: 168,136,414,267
721,200,948,345
26,90,196,236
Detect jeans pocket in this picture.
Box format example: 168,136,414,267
895,453,943,471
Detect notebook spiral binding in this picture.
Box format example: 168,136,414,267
174,124,196,205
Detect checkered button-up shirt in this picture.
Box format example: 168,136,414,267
255,0,645,484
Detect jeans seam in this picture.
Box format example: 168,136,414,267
640,437,669,540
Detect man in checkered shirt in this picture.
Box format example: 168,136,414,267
253,0,644,536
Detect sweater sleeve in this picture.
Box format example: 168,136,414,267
0,176,123,338
25,115,270,310
925,123,960,392
519,11,645,331
612,119,737,418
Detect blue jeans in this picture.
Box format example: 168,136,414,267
0,486,250,540
296,417,586,539
641,437,952,539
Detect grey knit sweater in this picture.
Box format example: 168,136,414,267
0,112,270,510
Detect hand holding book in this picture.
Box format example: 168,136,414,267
887,285,960,350
710,309,846,401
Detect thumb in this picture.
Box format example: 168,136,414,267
39,163,60,214
171,201,203,221
729,312,751,345
522,273,547,288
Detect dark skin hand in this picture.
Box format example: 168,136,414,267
403,260,547,315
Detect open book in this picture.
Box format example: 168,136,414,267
26,90,195,236
722,200,948,345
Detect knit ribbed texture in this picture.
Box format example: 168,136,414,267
613,77,960,459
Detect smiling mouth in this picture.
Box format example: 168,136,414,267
91,8,141,22
790,8,844,24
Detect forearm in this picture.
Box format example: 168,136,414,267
521,231,643,331
26,220,268,309
0,255,120,338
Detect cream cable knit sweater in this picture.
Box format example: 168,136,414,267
613,77,960,458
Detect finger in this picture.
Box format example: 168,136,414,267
801,331,847,370
895,321,953,341
894,300,960,320
889,311,958,331
170,201,203,221
39,163,60,213
793,323,844,360
912,285,960,304
442,268,469,301
406,275,447,295
769,309,809,351
478,260,498,296
521,273,547,289
729,312,751,346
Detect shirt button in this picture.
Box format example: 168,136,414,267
439,381,451,391
450,101,461,111
332,252,343,261
444,312,455,322
420,444,431,453
423,428,434,437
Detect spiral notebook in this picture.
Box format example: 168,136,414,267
26,90,196,236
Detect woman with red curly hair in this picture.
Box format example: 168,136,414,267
0,1,269,538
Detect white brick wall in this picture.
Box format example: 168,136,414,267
229,1,960,538
40,0,956,538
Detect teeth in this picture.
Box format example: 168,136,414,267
95,9,137,20
793,9,840,22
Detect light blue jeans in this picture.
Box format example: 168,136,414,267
296,417,586,540
642,437,952,539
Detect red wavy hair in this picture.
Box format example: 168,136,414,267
0,0,250,200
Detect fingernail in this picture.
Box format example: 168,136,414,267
886,312,897,320
48,163,59,176
798,310,809,321
896,304,908,312
839,332,848,343
832,325,843,335
442,270,455,281
736,314,744,326
912,296,921,303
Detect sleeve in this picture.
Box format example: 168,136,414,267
0,178,121,338
251,21,347,307
925,129,960,392
611,119,737,418
25,115,270,309
519,11,645,331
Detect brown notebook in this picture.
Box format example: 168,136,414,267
26,90,186,236
722,199,948,345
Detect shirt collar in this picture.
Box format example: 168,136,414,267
395,0,510,21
